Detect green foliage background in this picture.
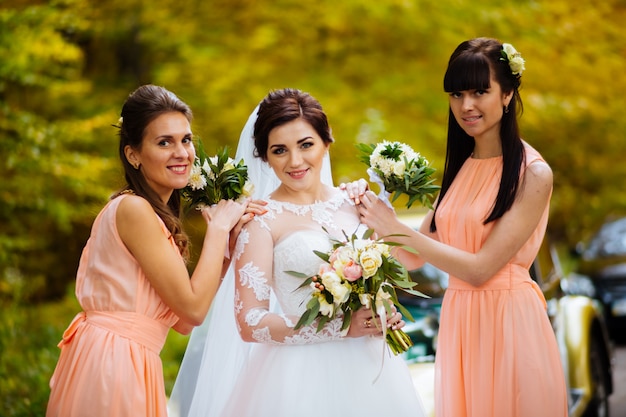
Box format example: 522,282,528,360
1,0,625,415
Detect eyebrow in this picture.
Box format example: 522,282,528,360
154,132,192,140
269,136,314,149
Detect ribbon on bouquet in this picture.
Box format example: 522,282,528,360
372,282,393,384
367,167,393,209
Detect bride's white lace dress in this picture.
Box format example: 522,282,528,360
218,188,425,417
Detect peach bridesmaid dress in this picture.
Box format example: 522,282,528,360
433,143,568,417
47,195,179,417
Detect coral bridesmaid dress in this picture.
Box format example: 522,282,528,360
47,195,179,417
433,144,568,417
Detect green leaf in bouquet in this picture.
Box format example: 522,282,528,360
361,228,375,240
316,315,330,332
355,143,376,165
313,250,330,263
294,297,320,330
341,308,353,332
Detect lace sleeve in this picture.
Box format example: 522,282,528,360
234,219,347,345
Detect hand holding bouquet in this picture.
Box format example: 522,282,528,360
288,228,428,355
182,140,254,210
357,140,439,209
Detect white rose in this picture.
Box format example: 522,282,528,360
318,295,334,317
502,43,525,76
360,249,383,278
321,270,341,289
359,293,372,309
509,56,525,76
328,281,350,304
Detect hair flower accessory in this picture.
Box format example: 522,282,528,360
500,43,525,76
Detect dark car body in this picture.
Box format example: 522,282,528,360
574,217,626,341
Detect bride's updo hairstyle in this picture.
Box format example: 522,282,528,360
253,88,334,161
431,37,525,233
115,84,192,259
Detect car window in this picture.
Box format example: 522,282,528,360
584,217,626,259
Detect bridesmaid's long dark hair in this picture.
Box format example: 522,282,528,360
430,37,525,233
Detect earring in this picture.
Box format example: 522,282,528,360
504,105,509,114
133,162,140,170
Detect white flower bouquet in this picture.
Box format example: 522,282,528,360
182,141,254,210
357,140,439,209
289,228,428,355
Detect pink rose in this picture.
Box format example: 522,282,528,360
343,261,363,282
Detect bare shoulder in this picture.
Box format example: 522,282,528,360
525,160,553,188
116,194,161,235
117,194,154,220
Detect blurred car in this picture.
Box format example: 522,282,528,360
572,216,626,341
398,215,614,417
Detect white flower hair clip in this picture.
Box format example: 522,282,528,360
500,43,525,77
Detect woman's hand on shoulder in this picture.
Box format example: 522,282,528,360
226,199,269,256
200,199,250,233
340,178,369,205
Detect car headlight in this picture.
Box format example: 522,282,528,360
561,272,596,298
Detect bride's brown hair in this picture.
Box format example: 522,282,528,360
253,88,334,161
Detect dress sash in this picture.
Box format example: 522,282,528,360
58,310,169,354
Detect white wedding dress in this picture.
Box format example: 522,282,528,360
168,105,425,417
218,189,425,417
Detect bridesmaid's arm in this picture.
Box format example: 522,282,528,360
357,160,553,287
172,319,194,335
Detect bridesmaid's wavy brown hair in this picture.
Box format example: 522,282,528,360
115,84,192,260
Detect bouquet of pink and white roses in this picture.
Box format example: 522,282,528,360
357,140,439,209
182,141,254,210
289,228,428,355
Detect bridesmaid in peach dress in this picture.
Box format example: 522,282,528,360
46,85,262,417
353,38,568,417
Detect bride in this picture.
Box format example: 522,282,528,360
169,88,425,417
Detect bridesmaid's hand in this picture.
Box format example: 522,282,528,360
340,178,369,205
227,199,268,255
357,191,398,236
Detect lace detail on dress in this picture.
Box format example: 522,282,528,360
252,327,279,344
283,317,345,345
255,191,349,231
245,308,269,326
234,288,243,315
238,262,271,301
232,228,249,261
